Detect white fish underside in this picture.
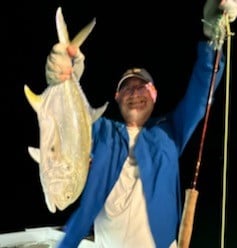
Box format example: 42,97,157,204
24,7,108,213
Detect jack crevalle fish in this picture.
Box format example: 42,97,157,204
24,7,108,213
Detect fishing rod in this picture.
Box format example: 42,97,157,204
177,48,222,248
178,13,233,248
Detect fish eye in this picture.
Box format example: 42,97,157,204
65,192,73,200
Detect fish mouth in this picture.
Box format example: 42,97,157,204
43,168,86,211
55,194,74,210
47,181,76,210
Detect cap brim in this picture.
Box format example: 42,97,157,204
116,73,148,91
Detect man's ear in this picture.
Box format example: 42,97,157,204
145,82,158,103
114,91,119,102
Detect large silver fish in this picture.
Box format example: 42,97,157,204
24,7,108,213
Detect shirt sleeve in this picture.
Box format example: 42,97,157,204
169,41,225,154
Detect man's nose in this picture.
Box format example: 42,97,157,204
129,86,143,95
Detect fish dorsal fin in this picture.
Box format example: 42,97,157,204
90,101,109,123
28,146,40,163
24,84,43,112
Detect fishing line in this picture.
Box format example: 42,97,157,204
220,13,233,248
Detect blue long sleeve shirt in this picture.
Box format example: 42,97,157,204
57,41,225,248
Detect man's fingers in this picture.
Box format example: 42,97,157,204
67,45,78,57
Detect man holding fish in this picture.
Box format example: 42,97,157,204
43,0,237,247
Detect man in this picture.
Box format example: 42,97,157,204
45,1,237,247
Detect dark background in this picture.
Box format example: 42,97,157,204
1,0,237,247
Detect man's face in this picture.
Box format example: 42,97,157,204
115,77,157,127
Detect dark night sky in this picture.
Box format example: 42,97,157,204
1,0,237,247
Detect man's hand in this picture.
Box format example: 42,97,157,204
45,43,85,85
203,0,237,50
220,0,237,22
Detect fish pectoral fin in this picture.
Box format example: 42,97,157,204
90,101,109,123
24,84,43,112
28,146,40,163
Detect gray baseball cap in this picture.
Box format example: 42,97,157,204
116,68,154,92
